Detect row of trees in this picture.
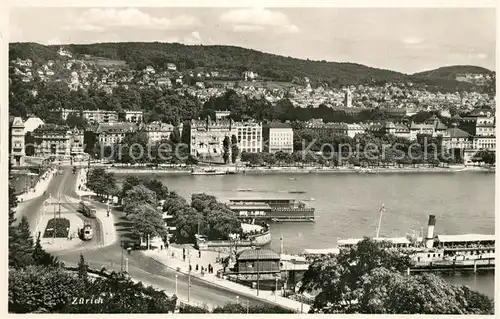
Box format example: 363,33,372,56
300,238,493,314
119,175,242,243
241,133,455,167
162,192,242,243
86,167,117,199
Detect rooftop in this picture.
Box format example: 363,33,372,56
237,249,280,261
446,127,470,138
437,234,495,243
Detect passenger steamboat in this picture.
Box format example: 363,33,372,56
336,208,495,270
227,198,315,222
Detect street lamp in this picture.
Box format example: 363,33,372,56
125,257,129,273
188,250,191,303
236,296,239,304
175,274,178,296
275,278,278,302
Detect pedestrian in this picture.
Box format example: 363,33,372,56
198,250,201,258
195,264,199,271
183,254,186,261
189,264,192,272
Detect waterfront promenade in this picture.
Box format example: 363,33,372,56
144,246,311,313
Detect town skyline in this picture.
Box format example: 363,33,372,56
10,7,495,74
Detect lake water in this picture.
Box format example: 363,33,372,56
116,171,495,298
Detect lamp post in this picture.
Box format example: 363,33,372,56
236,296,239,304
188,250,191,303
275,278,278,302
256,248,260,296
175,274,178,295
125,257,129,273
121,239,124,272
246,300,249,314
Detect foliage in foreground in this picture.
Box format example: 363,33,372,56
300,238,494,314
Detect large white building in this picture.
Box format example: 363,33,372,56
235,121,262,153
262,122,294,154
145,122,176,144
189,118,263,159
473,113,495,151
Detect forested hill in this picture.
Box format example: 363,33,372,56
9,42,487,92
413,65,494,80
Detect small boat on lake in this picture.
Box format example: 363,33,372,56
191,168,227,175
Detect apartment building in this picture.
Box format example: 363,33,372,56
146,122,176,144
189,118,235,158
10,116,25,166
96,122,138,147
32,124,76,159
235,121,262,153
262,122,294,154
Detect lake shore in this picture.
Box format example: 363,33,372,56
104,165,494,175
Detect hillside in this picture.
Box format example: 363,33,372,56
9,42,487,93
413,65,494,80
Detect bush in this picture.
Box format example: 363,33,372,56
43,218,70,238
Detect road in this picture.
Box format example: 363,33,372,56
16,166,276,309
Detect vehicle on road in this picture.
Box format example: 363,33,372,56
79,223,93,240
78,201,97,219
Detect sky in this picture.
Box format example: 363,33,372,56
9,7,496,74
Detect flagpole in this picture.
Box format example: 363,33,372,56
376,204,385,239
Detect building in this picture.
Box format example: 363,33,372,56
189,118,235,158
33,124,73,159
262,122,294,154
344,88,352,108
145,122,176,144
23,117,45,134
393,123,411,139
215,110,231,120
473,113,495,151
96,122,138,147
166,63,177,71
124,110,143,123
59,108,119,124
409,115,447,140
230,249,282,290
69,128,85,157
10,117,26,166
305,119,348,136
442,125,473,151
346,123,365,138
235,121,263,153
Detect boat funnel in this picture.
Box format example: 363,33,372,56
425,215,436,248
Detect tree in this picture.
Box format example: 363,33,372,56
77,254,88,282
123,185,157,214
9,216,34,269
230,135,239,163
66,113,88,130
222,136,230,164
86,168,116,199
32,232,59,267
300,238,493,314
